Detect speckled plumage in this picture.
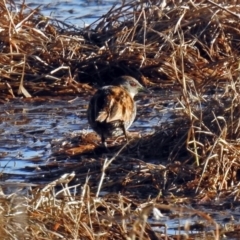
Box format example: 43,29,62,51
87,76,144,145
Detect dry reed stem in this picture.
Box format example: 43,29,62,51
1,172,224,239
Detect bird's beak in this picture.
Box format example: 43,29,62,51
139,86,151,94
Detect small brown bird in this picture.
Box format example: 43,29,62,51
87,76,145,146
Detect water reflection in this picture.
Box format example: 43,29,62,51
0,91,176,178
0,97,88,175
15,0,125,26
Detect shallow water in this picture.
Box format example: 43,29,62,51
0,90,178,180
14,0,128,27
0,97,87,176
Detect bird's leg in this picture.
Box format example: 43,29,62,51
121,122,129,144
101,133,106,146
121,122,131,153
101,133,109,150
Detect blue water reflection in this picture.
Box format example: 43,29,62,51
15,0,124,26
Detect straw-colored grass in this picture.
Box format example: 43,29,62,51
0,172,223,239
1,0,240,96
1,0,240,238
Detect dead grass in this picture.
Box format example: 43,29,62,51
1,0,240,97
1,0,240,238
0,171,223,240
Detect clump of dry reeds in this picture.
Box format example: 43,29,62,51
1,0,240,96
0,172,223,239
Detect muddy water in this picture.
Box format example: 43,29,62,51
0,90,176,181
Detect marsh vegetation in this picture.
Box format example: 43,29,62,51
1,0,240,239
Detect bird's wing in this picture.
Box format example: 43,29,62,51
94,86,134,123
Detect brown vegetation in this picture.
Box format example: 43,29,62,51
1,0,240,239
